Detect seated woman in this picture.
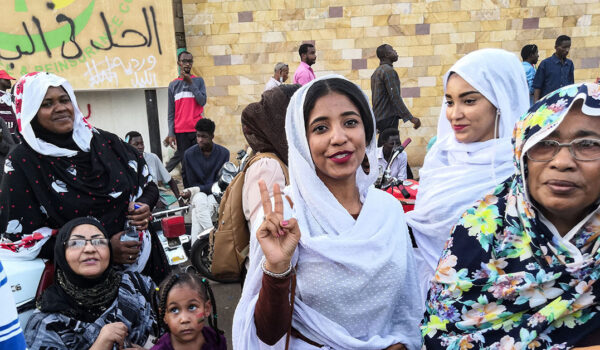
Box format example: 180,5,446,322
422,83,600,348
25,217,158,349
233,76,422,349
240,84,300,228
406,49,530,299
0,72,165,280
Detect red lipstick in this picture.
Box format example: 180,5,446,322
329,151,353,164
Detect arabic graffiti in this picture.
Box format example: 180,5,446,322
0,3,162,67
0,0,176,89
84,55,158,88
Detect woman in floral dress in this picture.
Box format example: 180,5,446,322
422,83,600,348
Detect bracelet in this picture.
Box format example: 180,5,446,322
260,257,292,279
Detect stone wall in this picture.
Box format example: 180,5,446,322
182,0,600,168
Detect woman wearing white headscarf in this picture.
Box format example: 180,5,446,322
0,72,167,282
406,49,531,300
233,75,422,349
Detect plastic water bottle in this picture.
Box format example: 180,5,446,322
120,221,139,242
120,204,141,242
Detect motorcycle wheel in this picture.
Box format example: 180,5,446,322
190,236,240,284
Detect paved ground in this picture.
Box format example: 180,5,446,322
210,281,242,350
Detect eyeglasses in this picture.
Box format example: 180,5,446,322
65,238,109,249
526,138,600,162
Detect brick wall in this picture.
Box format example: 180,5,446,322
182,0,600,168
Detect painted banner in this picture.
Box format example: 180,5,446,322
0,0,178,90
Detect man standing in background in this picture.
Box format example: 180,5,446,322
533,35,574,102
371,44,421,133
164,51,207,186
521,44,539,106
293,43,316,85
265,62,289,91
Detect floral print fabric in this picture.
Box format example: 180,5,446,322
422,83,600,349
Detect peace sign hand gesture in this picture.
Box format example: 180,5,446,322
256,180,301,274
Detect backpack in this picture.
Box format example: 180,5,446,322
209,152,289,281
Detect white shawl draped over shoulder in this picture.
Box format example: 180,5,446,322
405,49,531,300
233,75,422,350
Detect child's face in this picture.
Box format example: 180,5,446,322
164,284,211,345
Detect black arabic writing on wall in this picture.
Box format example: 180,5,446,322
0,5,162,67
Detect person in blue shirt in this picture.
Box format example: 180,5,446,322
181,118,229,241
532,35,574,102
520,44,538,106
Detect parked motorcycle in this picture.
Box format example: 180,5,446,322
189,149,249,283
3,256,52,328
151,205,192,267
375,138,419,212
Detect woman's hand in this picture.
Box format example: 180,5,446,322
384,343,406,350
256,181,301,273
127,202,151,230
111,231,141,264
89,322,128,350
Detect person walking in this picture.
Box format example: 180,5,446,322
371,44,421,133
292,43,316,86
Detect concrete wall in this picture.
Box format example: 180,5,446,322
75,88,173,160
181,0,600,168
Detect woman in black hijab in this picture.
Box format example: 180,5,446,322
25,216,158,349
0,72,166,281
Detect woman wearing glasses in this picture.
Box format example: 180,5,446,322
24,217,158,349
422,83,600,348
0,72,167,282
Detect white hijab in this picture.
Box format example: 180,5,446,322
406,49,530,299
13,72,92,157
233,75,422,350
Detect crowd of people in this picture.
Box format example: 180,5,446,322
0,31,599,350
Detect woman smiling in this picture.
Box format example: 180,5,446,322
406,49,531,300
233,76,421,349
24,217,158,349
0,72,166,281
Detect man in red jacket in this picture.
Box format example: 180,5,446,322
163,51,207,186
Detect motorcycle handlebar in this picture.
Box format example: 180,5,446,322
151,205,190,220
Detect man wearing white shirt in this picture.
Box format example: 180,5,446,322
264,62,289,91
377,128,407,181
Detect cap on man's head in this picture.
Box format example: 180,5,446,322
0,70,15,80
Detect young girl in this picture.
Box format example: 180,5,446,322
152,272,226,350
